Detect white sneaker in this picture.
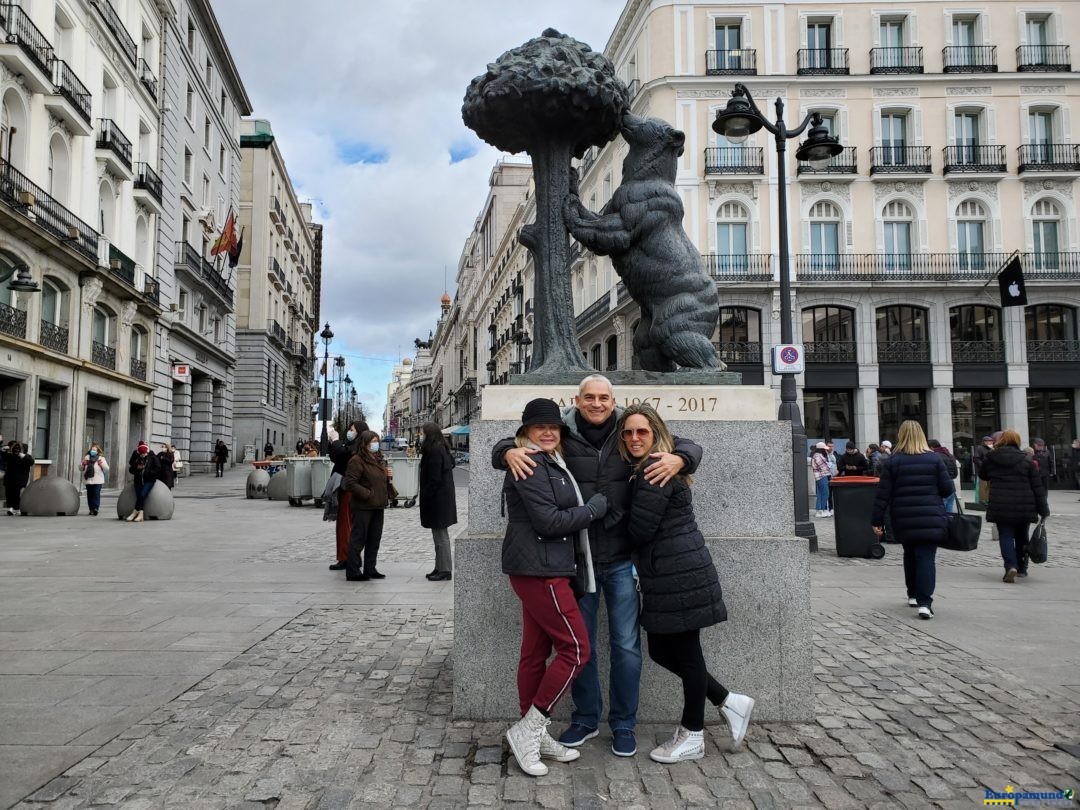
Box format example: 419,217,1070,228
918,606,934,620
814,510,823,517
125,511,137,521
907,598,917,607
506,706,549,777
720,693,755,748
826,510,834,517
649,726,704,763
133,510,144,522
6,507,15,516
539,730,580,762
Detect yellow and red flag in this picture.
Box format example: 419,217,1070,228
210,210,237,257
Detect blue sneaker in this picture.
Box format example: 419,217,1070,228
611,728,637,757
557,723,598,748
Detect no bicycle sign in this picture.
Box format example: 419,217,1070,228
772,344,805,374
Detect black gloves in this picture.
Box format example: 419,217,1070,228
585,493,608,519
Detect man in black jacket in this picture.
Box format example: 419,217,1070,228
836,442,868,477
493,374,702,758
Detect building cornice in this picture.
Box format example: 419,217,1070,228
190,0,254,114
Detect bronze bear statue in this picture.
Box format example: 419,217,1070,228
565,112,721,371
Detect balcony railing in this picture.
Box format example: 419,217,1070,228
0,302,27,339
134,162,163,203
943,45,997,73
951,340,1005,363
267,319,286,345
0,3,54,78
92,340,116,370
870,146,932,174
706,49,757,75
130,357,146,381
1017,144,1080,173
268,256,285,286
97,118,132,170
1016,45,1070,72
878,340,930,363
1027,339,1080,362
942,145,1006,174
575,295,611,332
105,242,136,286
39,319,68,353
870,47,923,74
795,252,1080,281
88,0,136,67
142,274,160,306
797,146,857,175
625,78,639,99
174,242,233,304
0,157,98,261
51,59,92,125
703,253,773,281
704,147,763,174
716,341,762,364
805,341,857,363
797,48,849,75
138,58,157,97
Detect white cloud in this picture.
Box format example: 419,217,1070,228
213,0,626,430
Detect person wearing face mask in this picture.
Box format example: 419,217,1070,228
157,443,176,489
80,444,109,515
329,422,366,571
419,422,457,581
341,429,389,581
4,442,34,516
126,441,160,522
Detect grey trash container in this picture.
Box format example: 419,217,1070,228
310,457,333,507
285,458,313,507
388,457,420,508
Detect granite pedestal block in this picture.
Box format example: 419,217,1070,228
116,481,174,520
453,385,812,723
18,476,81,516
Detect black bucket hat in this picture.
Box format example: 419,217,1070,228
517,398,565,435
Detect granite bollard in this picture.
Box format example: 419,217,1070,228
266,472,289,501
246,468,270,499
17,476,81,516
116,480,174,520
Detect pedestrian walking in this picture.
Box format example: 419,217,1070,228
980,430,1050,583
1072,439,1080,494
866,443,882,474
617,404,754,763
928,439,959,512
825,441,838,510
80,444,109,515
157,444,176,489
263,441,274,459
972,435,994,504
836,442,868,477
4,443,34,515
419,422,457,582
171,445,183,484
214,440,229,477
494,374,701,757
500,398,605,777
1032,438,1053,494
126,442,159,522
811,442,831,517
329,422,365,571
871,421,955,620
341,429,388,581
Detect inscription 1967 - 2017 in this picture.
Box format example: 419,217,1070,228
551,394,720,413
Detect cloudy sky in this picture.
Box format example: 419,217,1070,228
213,1,627,431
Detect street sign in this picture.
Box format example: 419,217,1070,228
171,364,191,383
772,344,804,374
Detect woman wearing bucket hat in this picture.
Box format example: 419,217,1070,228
501,398,608,778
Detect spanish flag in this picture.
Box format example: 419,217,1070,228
210,210,237,257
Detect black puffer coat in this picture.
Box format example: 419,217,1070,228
419,443,457,530
627,474,727,634
501,453,594,578
871,451,954,543
980,446,1049,525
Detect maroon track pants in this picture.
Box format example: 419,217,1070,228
509,575,590,717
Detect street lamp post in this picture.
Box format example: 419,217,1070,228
334,356,345,429
319,323,334,454
343,374,352,424
712,83,843,551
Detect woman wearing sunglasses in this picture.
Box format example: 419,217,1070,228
617,403,754,763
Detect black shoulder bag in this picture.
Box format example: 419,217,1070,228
940,497,981,552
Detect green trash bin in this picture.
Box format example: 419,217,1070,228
831,476,886,559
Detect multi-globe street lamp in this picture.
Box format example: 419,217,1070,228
712,82,843,550
319,322,333,454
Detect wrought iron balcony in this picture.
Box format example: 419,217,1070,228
92,340,116,370
943,45,997,73
0,157,98,261
878,340,930,363
1016,45,1070,72
107,242,136,286
796,252,1080,281
138,58,157,97
39,319,68,353
716,341,762,364
942,145,1006,174
267,319,286,346
797,146,857,175
142,274,160,306
268,256,285,287
174,242,233,305
130,357,147,381
269,196,285,230
0,302,27,339
575,295,611,333
50,59,92,126
805,341,857,363
1027,339,1080,362
1017,144,1080,173
88,0,136,67
704,147,763,175
703,253,773,281
134,162,163,203
870,46,923,74
0,4,54,87
797,48,849,75
952,340,1005,363
706,49,757,75
870,146,932,174
626,78,639,99
96,119,132,170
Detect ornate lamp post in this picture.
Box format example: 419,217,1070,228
334,355,345,427
319,322,333,453
6,262,40,293
712,83,843,551
343,374,352,424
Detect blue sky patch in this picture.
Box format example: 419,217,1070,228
336,140,389,165
449,138,479,164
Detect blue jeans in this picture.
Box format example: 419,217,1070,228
570,559,642,732
86,484,102,512
902,541,937,608
943,493,957,514
815,477,829,511
997,523,1029,572
134,481,154,510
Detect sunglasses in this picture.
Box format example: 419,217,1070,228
621,428,653,439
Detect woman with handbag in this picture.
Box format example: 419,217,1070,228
501,398,606,778
617,404,753,763
980,429,1050,583
79,444,109,516
418,422,457,581
871,420,955,620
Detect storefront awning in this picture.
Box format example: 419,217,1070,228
450,425,471,436
441,425,462,435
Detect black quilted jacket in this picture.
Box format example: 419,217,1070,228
627,475,727,634
500,453,595,578
870,451,954,543
981,446,1050,525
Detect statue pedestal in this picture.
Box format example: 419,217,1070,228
453,384,812,723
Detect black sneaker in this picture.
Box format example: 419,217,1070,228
346,573,370,581
329,562,346,571
428,571,452,581
366,570,386,580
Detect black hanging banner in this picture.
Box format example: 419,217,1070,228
997,254,1027,308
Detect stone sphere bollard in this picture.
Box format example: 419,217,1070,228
18,476,81,516
266,470,290,501
246,468,270,499
116,480,174,520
